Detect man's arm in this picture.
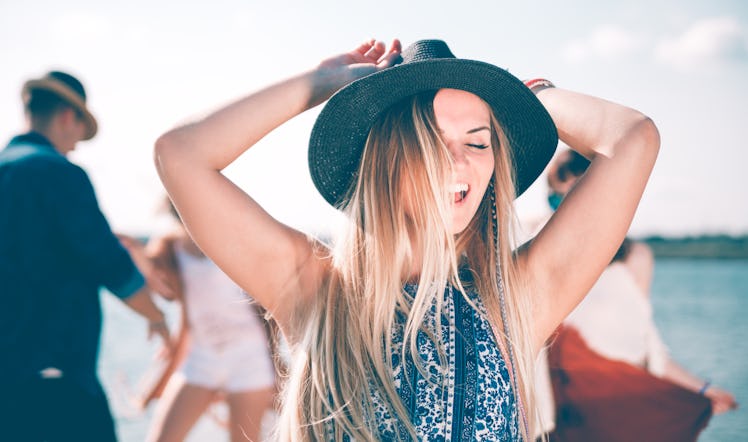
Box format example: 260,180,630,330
121,286,172,347
42,160,171,346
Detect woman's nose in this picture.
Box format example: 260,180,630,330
447,142,468,166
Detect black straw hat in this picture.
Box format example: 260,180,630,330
309,39,558,208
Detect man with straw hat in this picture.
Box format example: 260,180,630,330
0,71,172,441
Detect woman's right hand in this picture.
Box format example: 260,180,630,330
705,385,739,414
310,38,401,107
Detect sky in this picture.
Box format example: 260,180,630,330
1,0,747,238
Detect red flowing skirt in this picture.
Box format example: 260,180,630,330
547,326,712,442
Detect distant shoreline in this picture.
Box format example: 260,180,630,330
135,234,748,260
636,235,748,259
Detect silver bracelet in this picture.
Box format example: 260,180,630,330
699,380,711,395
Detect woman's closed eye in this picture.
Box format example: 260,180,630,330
467,143,490,150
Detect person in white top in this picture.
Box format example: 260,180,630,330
121,199,278,442
564,239,669,376
533,149,737,439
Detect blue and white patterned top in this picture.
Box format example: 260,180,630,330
369,283,519,441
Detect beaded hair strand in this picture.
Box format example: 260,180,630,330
488,180,529,437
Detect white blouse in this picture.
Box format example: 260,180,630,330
534,261,670,436
565,262,669,376
175,244,266,351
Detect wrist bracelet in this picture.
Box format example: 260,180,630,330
699,380,711,395
524,78,555,91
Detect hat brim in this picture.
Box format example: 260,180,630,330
23,79,98,140
309,58,558,207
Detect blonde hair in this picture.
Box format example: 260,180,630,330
277,91,538,441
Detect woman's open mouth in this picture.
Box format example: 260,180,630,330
451,183,469,204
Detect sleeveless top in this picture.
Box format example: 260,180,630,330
174,244,267,351
368,283,519,441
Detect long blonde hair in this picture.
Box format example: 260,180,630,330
277,91,537,441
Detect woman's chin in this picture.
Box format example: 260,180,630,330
450,217,471,235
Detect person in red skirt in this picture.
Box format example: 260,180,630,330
537,149,738,442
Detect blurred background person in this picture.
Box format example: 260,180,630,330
533,149,738,441
119,198,278,442
0,70,171,442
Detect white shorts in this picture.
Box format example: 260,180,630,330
179,338,275,393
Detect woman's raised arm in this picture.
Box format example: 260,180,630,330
154,39,401,329
521,85,660,348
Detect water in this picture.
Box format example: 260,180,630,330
649,259,748,442
98,258,748,441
